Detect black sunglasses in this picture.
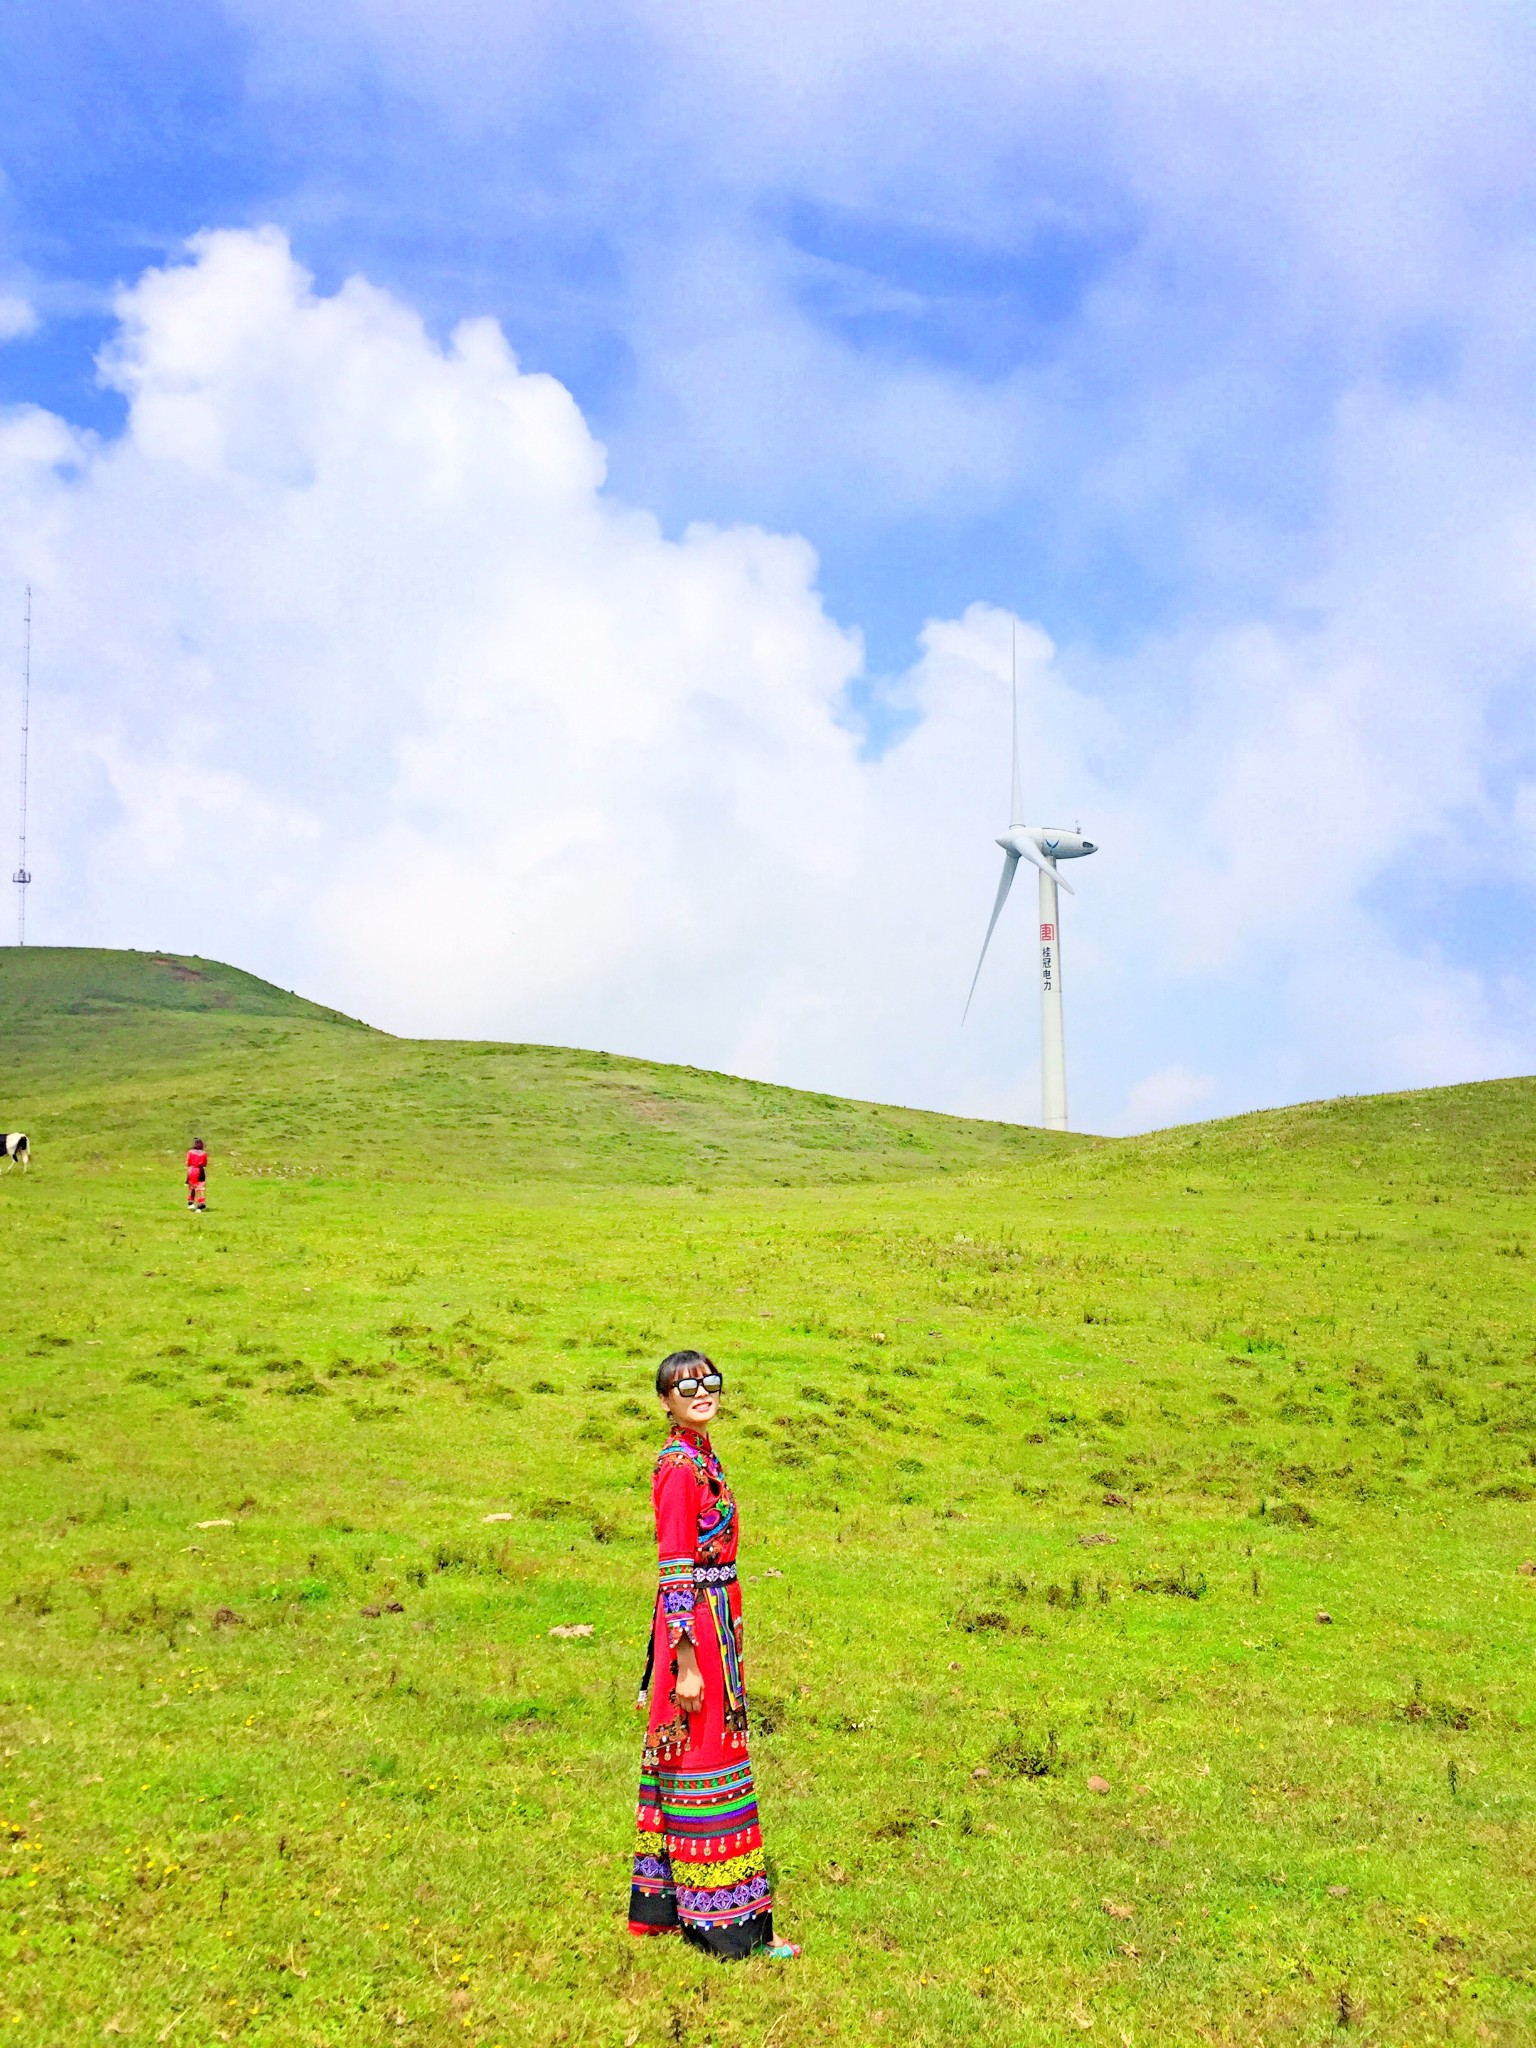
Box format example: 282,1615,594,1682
669,1373,723,1398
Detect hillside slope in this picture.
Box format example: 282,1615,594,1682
0,945,366,1025
1109,1073,1536,1199
0,947,1079,1186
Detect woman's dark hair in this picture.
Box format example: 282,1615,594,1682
193,1138,204,1149
657,1348,713,1396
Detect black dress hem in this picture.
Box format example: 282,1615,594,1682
627,1887,773,1961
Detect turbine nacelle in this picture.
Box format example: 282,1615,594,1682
990,826,1097,899
996,826,1098,870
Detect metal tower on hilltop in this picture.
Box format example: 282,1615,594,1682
13,585,31,946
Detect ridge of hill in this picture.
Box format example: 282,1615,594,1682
0,945,367,1026
1102,1071,1536,1199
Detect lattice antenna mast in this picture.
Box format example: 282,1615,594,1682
14,585,31,946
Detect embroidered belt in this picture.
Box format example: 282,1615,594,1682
693,1563,737,1587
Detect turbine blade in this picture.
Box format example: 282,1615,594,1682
963,850,1021,1021
1009,624,1024,828
1013,837,1075,894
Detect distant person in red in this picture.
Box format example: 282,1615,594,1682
186,1139,208,1212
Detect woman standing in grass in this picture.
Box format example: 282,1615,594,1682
628,1349,793,1960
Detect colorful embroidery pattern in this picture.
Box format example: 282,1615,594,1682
658,1555,696,1642
655,1757,762,1853
675,1869,772,1926
702,1583,748,1737
666,1847,761,1890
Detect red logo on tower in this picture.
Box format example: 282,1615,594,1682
1040,923,1055,942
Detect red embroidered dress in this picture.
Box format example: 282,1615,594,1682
628,1427,774,1958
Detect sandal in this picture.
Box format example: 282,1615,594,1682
764,1942,801,1960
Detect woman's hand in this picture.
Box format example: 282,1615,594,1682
673,1638,705,1713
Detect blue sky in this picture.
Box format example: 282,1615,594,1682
3,1,1536,1130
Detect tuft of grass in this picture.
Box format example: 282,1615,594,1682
989,1722,1060,1779
1131,1565,1209,1600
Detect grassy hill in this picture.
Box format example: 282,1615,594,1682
0,945,363,1025
1,950,1532,2047
0,946,1075,1186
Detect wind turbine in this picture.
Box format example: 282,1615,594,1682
963,633,1096,1131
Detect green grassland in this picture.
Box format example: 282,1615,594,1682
1,947,1533,2048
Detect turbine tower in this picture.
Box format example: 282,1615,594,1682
963,632,1096,1131
13,585,30,947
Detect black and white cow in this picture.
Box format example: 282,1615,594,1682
2,1133,29,1171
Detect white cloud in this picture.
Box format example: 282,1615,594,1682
3,228,872,1061
0,295,36,342
220,0,1536,557
3,228,1535,1135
